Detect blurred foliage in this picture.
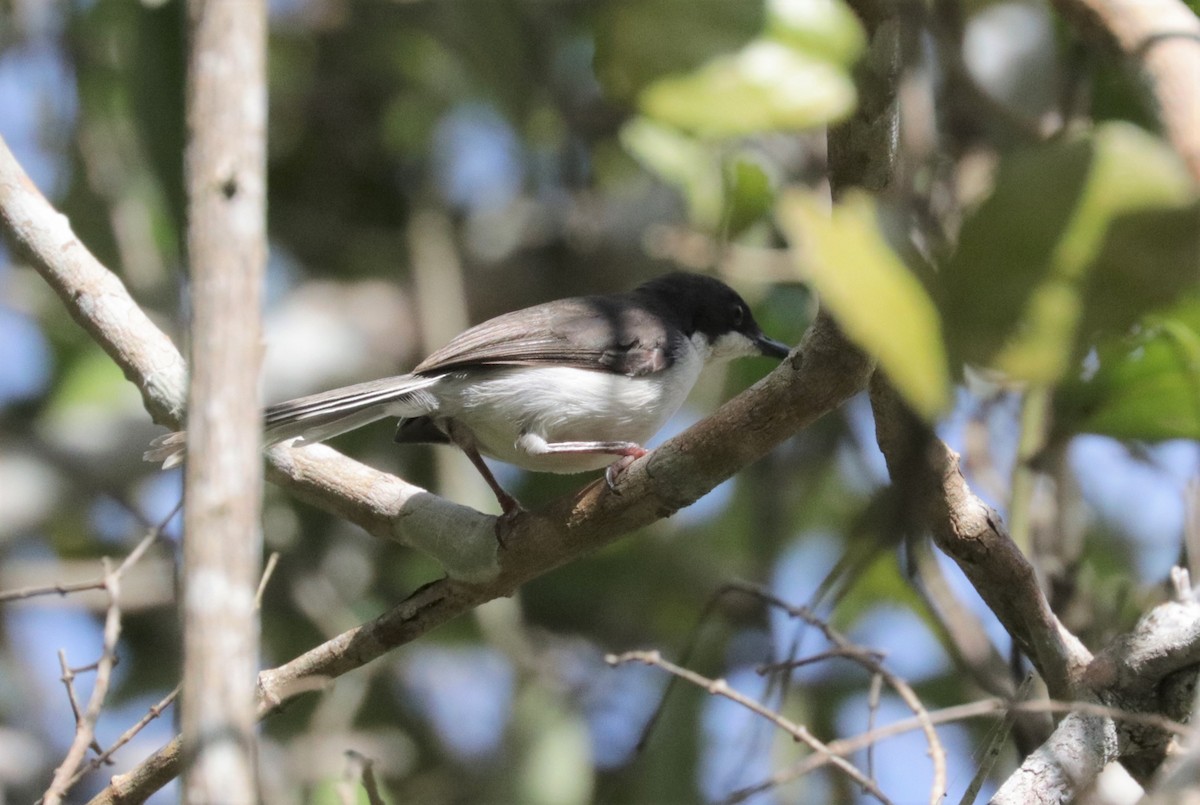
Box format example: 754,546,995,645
942,123,1198,388
1,0,1199,802
780,189,951,418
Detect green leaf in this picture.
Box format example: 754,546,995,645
638,40,856,137
722,155,775,235
767,0,866,66
620,118,723,227
1055,297,1200,441
1082,201,1200,337
593,0,765,101
780,190,950,418
942,123,1198,384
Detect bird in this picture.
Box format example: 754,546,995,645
146,272,790,519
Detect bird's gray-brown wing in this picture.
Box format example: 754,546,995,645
413,296,677,377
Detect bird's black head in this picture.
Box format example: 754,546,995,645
634,272,790,361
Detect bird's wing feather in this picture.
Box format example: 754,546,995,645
413,297,676,377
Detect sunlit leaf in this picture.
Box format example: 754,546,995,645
767,0,865,66
942,123,1198,384
780,191,950,418
639,40,856,137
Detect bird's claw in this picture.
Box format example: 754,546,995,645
604,452,645,494
494,504,525,549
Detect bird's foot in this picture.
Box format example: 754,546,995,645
494,501,525,549
605,448,649,494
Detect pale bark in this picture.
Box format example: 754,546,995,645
179,0,268,801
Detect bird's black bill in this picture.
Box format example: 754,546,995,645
756,335,791,359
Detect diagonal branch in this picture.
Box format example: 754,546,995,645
0,138,187,427
868,376,1092,700
1050,0,1200,184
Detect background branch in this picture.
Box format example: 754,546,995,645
1050,0,1200,184
178,0,268,800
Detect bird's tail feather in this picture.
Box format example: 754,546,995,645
143,373,440,468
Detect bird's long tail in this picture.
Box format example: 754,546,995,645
144,373,441,468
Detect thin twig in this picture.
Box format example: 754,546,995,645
731,580,948,805
63,685,181,793
866,671,883,793
0,500,179,606
0,579,109,604
43,559,123,805
958,675,1036,805
725,699,1008,804
55,650,105,759
256,552,280,609
724,694,1191,804
608,649,894,805
342,750,387,805
35,502,180,802
62,542,271,793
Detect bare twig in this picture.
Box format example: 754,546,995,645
745,582,947,805
33,501,180,802
63,685,181,794
0,579,109,604
255,552,280,610
957,674,1035,805
726,698,1010,804
725,695,1188,804
341,751,387,805
55,650,106,760
607,649,893,805
43,560,123,805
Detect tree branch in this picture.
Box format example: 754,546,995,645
178,0,268,799
994,576,1200,801
1051,0,1200,184
869,376,1091,700
0,138,187,427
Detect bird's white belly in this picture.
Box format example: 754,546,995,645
436,357,703,474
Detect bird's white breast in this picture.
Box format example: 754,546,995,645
434,338,707,473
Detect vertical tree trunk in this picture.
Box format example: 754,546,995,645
181,0,267,801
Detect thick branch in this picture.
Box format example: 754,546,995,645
991,710,1119,805
994,582,1200,801
1051,0,1200,184
0,138,187,426
869,377,1091,698
179,0,268,801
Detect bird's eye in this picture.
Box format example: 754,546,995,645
731,304,745,327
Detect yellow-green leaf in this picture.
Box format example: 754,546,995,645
638,40,856,138
767,0,866,66
779,190,950,418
